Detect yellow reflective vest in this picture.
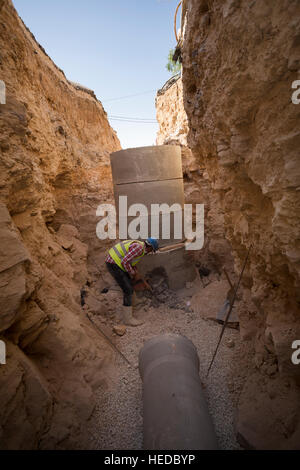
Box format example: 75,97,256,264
108,240,145,272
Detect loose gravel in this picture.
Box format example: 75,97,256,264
87,277,253,450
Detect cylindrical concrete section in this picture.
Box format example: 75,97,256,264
139,334,219,450
110,146,184,246
109,146,197,288
110,145,183,186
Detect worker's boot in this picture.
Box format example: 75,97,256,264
132,291,144,310
122,305,143,327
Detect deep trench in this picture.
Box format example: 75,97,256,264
77,146,256,451
83,239,254,450
1,0,299,452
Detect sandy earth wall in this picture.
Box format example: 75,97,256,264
157,0,300,449
181,0,300,449
156,76,233,275
0,0,121,449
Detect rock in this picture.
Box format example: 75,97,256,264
236,372,300,449
190,280,229,320
0,204,30,332
0,204,30,271
265,321,300,382
113,325,127,336
0,340,52,450
6,300,49,349
226,339,235,349
156,76,189,148
57,224,80,240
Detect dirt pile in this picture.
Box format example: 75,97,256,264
179,0,300,449
0,0,120,449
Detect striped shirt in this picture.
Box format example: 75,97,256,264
106,242,145,276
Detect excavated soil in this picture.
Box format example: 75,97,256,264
86,271,254,450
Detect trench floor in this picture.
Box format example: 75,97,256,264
86,274,253,450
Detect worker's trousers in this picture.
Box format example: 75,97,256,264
105,262,133,306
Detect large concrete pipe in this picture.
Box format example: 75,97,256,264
139,334,219,450
110,145,184,246
110,146,197,289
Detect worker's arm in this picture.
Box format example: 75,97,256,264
121,243,143,278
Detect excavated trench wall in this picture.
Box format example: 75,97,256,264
156,76,233,273
0,0,121,449
156,0,300,450
167,0,300,450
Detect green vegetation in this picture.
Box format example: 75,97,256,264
166,49,181,75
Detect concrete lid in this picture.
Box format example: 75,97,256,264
110,145,183,185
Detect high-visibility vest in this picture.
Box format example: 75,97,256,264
108,240,145,272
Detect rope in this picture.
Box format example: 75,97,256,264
86,313,132,367
174,1,183,43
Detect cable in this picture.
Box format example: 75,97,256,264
103,90,157,103
206,245,252,377
109,114,156,120
109,119,158,124
108,114,157,122
108,115,157,124
86,312,132,367
109,119,157,122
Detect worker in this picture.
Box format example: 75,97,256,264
105,238,159,326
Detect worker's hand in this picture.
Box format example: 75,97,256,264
133,270,141,281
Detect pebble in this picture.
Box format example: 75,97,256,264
113,325,127,336
226,339,235,349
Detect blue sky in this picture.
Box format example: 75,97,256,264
13,0,180,149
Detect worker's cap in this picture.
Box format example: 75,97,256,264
145,238,159,252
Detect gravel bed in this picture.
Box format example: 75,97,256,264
87,279,252,450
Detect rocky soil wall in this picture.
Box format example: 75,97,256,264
157,0,300,449
0,0,121,449
156,76,233,275
181,0,300,449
